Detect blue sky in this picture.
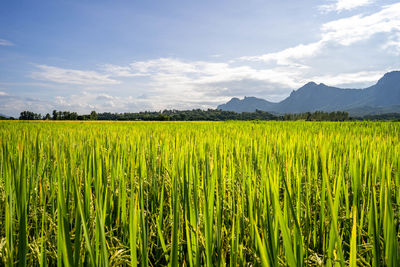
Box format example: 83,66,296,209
1,0,399,116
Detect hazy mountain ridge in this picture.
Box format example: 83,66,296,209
0,113,10,118
217,71,400,116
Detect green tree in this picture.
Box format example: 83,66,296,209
19,111,41,120
90,110,98,120
52,110,58,120
44,113,51,120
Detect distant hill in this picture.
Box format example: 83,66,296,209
0,113,10,119
217,71,400,116
217,96,278,113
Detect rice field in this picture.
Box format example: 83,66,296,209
0,121,399,266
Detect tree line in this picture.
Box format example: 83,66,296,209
18,110,98,121
96,109,278,121
13,109,360,121
282,111,350,121
12,108,400,121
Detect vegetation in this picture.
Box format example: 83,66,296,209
16,109,400,121
96,109,278,121
0,121,399,266
18,111,42,120
0,115,12,120
282,111,350,121
361,113,400,121
51,110,79,120
17,109,355,121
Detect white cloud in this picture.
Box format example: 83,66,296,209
112,58,305,97
51,91,221,113
54,92,147,113
144,58,303,87
31,65,120,85
45,58,305,111
321,3,400,46
25,53,390,114
130,58,199,74
0,94,53,117
101,64,147,77
382,32,400,54
25,57,307,112
0,91,9,96
10,67,389,116
6,56,391,116
240,41,324,66
309,70,386,86
0,39,14,46
240,3,400,65
319,0,374,13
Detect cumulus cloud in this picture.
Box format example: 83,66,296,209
0,93,54,117
130,58,199,74
54,92,150,113
240,3,400,66
135,58,304,88
320,0,374,13
52,91,225,113
31,65,120,85
309,70,386,87
0,39,14,46
39,58,307,112
0,91,9,96
24,53,392,115
23,58,305,113
101,64,147,77
240,41,324,66
106,58,305,100
321,3,400,46
382,32,400,54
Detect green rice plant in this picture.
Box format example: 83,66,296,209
0,121,399,266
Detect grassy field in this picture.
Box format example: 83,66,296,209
0,121,399,266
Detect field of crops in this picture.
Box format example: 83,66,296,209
0,121,399,266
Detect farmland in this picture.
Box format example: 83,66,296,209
0,121,399,266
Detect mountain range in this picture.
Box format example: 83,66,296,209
217,71,400,116
0,113,10,118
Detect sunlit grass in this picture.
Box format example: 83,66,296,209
0,121,399,266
